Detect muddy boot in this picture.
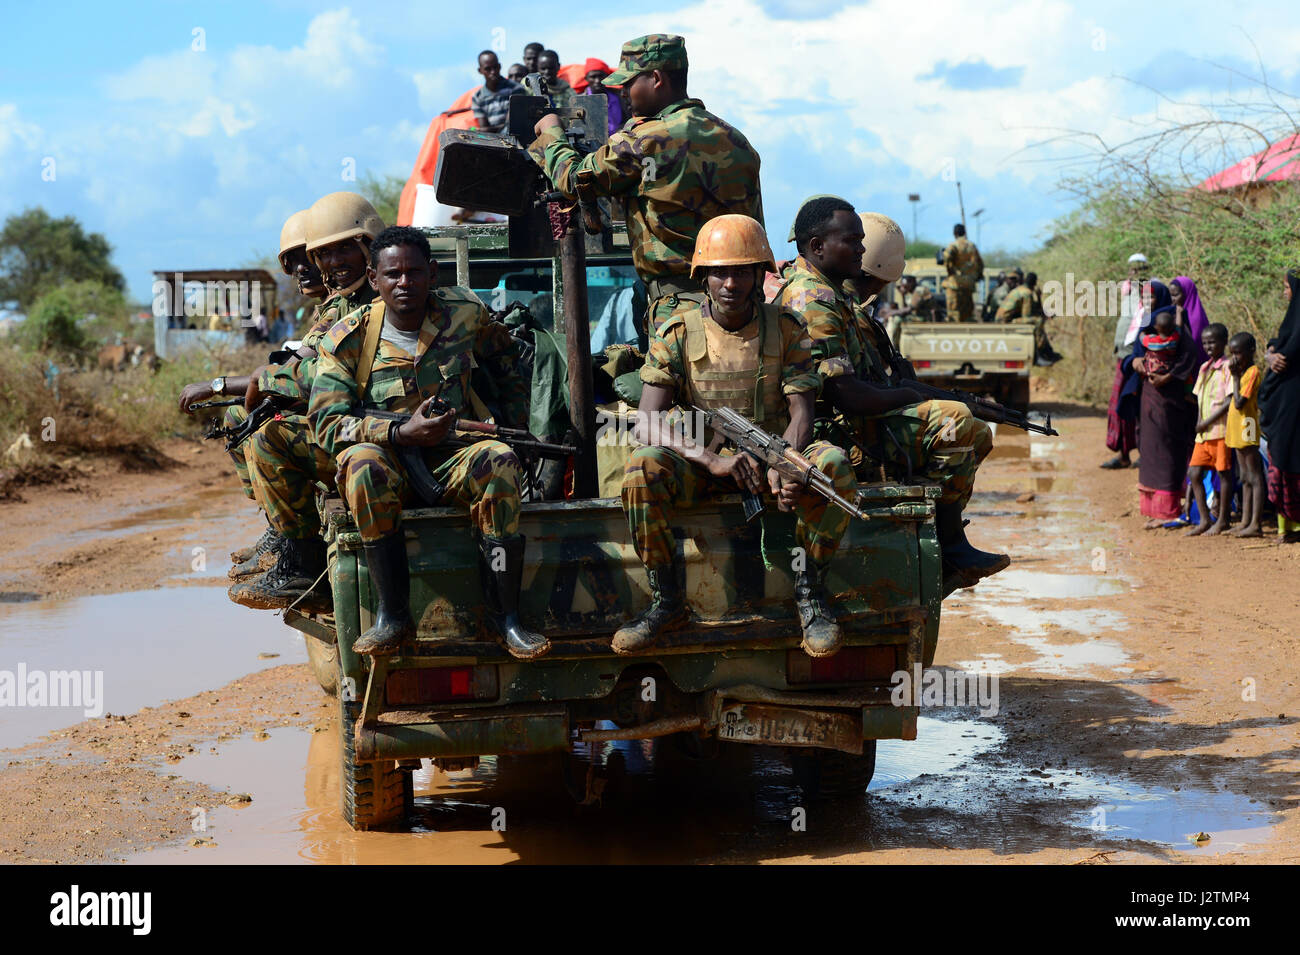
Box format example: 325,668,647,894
231,524,277,565
228,536,331,613
611,559,689,655
795,563,843,658
228,531,287,580
937,503,1009,594
353,531,415,657
478,535,550,660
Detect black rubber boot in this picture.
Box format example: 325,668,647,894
611,559,689,655
795,563,843,658
478,535,550,660
937,503,1010,595
353,531,415,657
228,535,330,613
228,531,287,580
231,522,278,565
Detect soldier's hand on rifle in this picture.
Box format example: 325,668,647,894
708,452,763,495
395,399,457,448
534,113,562,137
770,468,802,512
178,381,214,414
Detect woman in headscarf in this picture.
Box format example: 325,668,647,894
1120,279,1200,527
1170,275,1209,367
1260,269,1300,542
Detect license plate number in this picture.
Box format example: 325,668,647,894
717,704,862,754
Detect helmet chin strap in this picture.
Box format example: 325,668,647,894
315,237,372,297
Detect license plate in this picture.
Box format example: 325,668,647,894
717,704,862,755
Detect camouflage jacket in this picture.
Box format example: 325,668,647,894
942,237,983,289
259,287,374,403
310,287,527,458
528,98,763,280
776,256,892,386
996,285,1033,321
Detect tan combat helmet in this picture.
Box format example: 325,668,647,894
859,212,906,282
278,210,310,275
304,191,385,258
691,214,776,276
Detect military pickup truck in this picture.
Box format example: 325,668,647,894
283,224,946,831
890,258,1034,411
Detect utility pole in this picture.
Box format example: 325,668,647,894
955,181,967,231
907,193,920,245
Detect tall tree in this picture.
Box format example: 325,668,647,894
0,208,126,310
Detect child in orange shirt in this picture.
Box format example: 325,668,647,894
1187,324,1233,536
1227,332,1263,537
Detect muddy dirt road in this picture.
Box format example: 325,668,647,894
1,413,1296,865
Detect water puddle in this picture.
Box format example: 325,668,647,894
0,587,305,749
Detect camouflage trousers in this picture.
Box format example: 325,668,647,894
246,414,335,538
622,442,855,571
336,439,523,543
223,405,254,501
844,399,992,510
944,286,975,323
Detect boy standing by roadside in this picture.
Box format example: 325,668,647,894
1227,332,1264,537
1187,323,1234,536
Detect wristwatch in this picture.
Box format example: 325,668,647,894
211,376,226,395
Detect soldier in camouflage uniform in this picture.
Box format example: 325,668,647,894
1024,271,1062,365
942,223,984,323
177,209,328,573
775,199,1008,594
616,215,855,658
995,269,1032,322
229,193,384,609
308,227,543,660
528,34,763,338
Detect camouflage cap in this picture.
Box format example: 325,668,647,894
604,34,688,86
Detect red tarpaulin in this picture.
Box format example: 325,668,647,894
1198,132,1300,192
396,60,613,225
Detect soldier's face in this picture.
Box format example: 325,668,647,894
369,245,432,318
705,265,758,317
625,71,659,116
314,239,369,291
816,211,866,281
281,246,326,298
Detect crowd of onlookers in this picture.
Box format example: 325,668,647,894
471,42,624,136
1103,253,1300,542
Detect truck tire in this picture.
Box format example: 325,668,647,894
340,700,409,830
789,741,877,801
304,633,339,697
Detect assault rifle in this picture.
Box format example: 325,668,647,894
691,405,869,523
353,397,580,506
903,381,1059,437
201,394,297,452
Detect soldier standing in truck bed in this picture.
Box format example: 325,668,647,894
528,34,764,338
942,223,983,322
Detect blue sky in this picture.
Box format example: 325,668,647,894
3,0,1298,301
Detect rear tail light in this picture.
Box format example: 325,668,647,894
1003,360,1024,369
787,645,899,684
386,665,499,704
913,360,933,369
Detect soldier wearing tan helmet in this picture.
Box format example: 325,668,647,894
176,209,333,578
777,199,1008,595
230,193,387,615
617,214,857,658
